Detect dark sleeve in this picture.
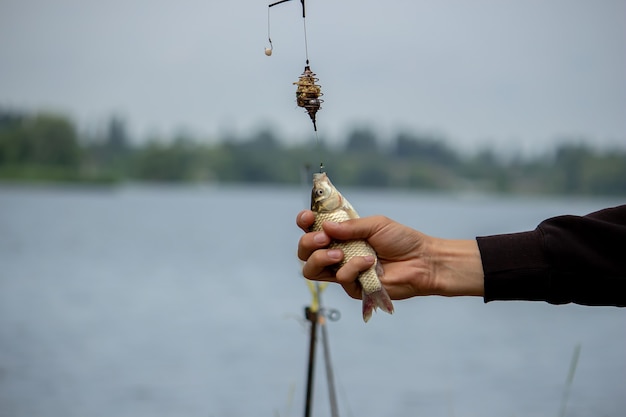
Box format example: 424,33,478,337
477,205,626,306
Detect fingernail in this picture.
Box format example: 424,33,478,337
363,255,375,264
313,232,328,244
327,249,342,260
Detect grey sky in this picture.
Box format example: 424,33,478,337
1,0,625,153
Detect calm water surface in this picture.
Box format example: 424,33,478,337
0,184,624,417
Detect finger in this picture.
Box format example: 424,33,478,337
322,215,390,241
336,256,374,300
335,255,375,285
301,249,344,281
340,282,362,300
296,210,316,232
297,230,331,261
335,256,376,299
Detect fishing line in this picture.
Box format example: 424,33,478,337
265,5,273,55
303,17,310,64
266,0,325,173
298,2,322,171
315,129,324,173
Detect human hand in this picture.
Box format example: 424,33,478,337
297,210,484,300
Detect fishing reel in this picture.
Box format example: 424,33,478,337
294,65,323,131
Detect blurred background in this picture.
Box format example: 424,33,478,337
1,1,625,416
1,0,625,191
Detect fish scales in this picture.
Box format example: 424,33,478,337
310,172,394,322
312,210,382,294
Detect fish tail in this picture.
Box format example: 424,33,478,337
362,287,394,323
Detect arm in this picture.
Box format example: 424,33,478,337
479,205,626,306
297,205,626,306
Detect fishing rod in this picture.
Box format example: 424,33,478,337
303,302,318,417
317,284,340,417
303,280,341,417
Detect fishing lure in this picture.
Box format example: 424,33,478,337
294,65,323,131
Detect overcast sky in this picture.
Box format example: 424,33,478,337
1,0,625,153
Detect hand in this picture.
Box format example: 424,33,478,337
296,210,484,300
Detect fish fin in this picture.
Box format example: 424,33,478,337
362,286,394,323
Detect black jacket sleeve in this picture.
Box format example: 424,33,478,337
477,205,626,306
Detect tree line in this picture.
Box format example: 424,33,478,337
1,109,625,195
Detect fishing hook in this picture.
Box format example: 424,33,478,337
266,0,309,62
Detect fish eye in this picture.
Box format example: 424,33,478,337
315,188,324,196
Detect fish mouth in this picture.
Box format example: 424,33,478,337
312,172,328,182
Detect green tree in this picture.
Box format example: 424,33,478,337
345,127,379,153
554,144,587,194
0,111,81,180
106,116,130,153
391,132,457,165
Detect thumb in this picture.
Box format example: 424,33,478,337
322,216,388,241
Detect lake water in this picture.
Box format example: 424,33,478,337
0,184,624,417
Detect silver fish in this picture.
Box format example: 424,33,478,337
310,172,394,322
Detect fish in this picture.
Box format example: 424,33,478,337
310,172,394,322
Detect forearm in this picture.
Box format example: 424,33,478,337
478,205,626,306
429,237,485,297
478,230,549,302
